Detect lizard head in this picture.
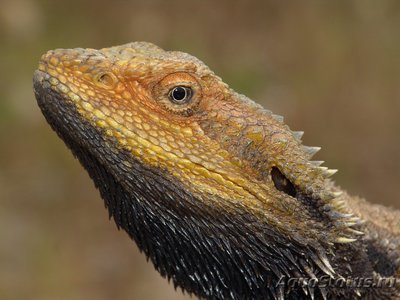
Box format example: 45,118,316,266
34,42,367,299
33,42,336,201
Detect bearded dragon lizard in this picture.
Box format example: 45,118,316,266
33,42,400,299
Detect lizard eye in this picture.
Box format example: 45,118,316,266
152,72,202,116
169,86,193,104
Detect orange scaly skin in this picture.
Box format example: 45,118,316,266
33,42,399,299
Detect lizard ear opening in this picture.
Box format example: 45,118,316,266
271,167,297,197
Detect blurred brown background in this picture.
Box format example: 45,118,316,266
0,0,399,299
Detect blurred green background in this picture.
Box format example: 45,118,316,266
1,0,399,299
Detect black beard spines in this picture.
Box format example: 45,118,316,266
58,137,315,299
78,155,337,299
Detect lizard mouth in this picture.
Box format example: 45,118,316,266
33,69,58,118
34,68,85,149
33,69,72,124
33,70,48,92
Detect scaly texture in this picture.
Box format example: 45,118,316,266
33,42,400,300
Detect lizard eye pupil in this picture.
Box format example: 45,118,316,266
169,86,192,104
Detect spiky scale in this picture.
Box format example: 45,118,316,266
320,191,339,201
292,130,304,140
324,169,338,177
272,114,284,122
331,199,346,210
327,211,354,220
302,146,321,158
311,252,336,278
335,237,358,244
308,286,315,300
331,191,343,198
310,160,324,167
319,287,328,300
346,228,364,236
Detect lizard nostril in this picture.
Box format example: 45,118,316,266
96,72,116,88
271,167,297,197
